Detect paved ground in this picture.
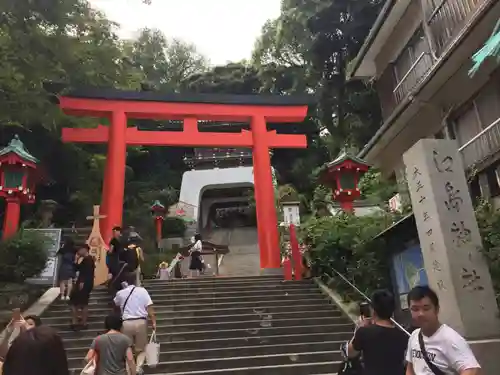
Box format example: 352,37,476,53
179,227,260,277
219,227,260,276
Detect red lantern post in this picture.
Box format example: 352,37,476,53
282,256,292,281
319,150,370,212
151,200,166,245
0,135,39,239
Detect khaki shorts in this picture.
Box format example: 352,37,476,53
122,319,148,352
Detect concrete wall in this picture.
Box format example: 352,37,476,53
368,0,500,176
179,167,255,221
374,0,422,74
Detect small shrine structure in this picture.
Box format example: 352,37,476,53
319,150,370,212
0,135,39,239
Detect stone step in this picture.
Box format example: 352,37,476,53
144,362,340,375
72,351,339,374
58,321,352,341
67,341,342,369
82,288,322,302
39,276,352,375
44,308,342,327
143,275,283,283
64,331,350,357
141,277,301,288
47,296,329,313
90,282,316,295
61,324,353,348
44,302,337,321
56,315,350,339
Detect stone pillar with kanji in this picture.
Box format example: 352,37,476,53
403,139,500,373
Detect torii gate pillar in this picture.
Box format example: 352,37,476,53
251,116,280,269
52,87,312,272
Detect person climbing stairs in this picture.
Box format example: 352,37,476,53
41,275,354,374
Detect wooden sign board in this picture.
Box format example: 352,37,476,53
86,205,108,286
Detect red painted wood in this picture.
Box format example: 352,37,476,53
289,224,302,281
57,95,310,272
155,217,163,244
58,96,308,123
3,198,20,239
283,257,293,281
61,125,307,148
100,111,127,241
251,116,281,270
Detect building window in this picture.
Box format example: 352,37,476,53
392,28,433,104
486,162,500,198
469,175,482,205
451,80,500,168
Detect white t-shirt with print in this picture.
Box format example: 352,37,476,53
406,324,480,375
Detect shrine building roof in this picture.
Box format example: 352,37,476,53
0,135,39,164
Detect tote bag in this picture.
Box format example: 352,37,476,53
80,359,96,375
145,331,160,367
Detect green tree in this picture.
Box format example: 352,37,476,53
0,0,209,234
125,28,208,91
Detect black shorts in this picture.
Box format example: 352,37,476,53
70,286,93,307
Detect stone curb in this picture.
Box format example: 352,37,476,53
0,287,59,342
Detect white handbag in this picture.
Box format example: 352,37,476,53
80,359,96,375
145,331,160,367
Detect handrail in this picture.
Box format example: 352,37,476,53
322,267,411,337
392,51,428,94
458,116,500,151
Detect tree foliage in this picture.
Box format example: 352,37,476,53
300,212,395,300
0,0,387,249
474,200,500,300
0,230,49,283
0,0,210,236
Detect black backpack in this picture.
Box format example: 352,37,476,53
124,248,139,271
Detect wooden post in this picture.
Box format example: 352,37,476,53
86,205,109,286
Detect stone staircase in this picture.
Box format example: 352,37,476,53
41,276,352,374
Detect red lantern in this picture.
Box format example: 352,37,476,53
151,200,166,244
319,150,370,212
0,135,40,239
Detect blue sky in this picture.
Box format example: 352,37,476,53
89,0,281,65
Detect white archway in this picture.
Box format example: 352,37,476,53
178,166,254,221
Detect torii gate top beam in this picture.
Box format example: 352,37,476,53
53,86,313,123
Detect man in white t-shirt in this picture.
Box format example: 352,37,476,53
405,286,480,375
114,272,156,372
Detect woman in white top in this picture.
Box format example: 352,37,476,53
189,234,203,277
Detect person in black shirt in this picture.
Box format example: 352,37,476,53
107,226,123,277
347,289,409,375
69,244,95,330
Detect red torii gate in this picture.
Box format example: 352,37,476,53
51,86,311,271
